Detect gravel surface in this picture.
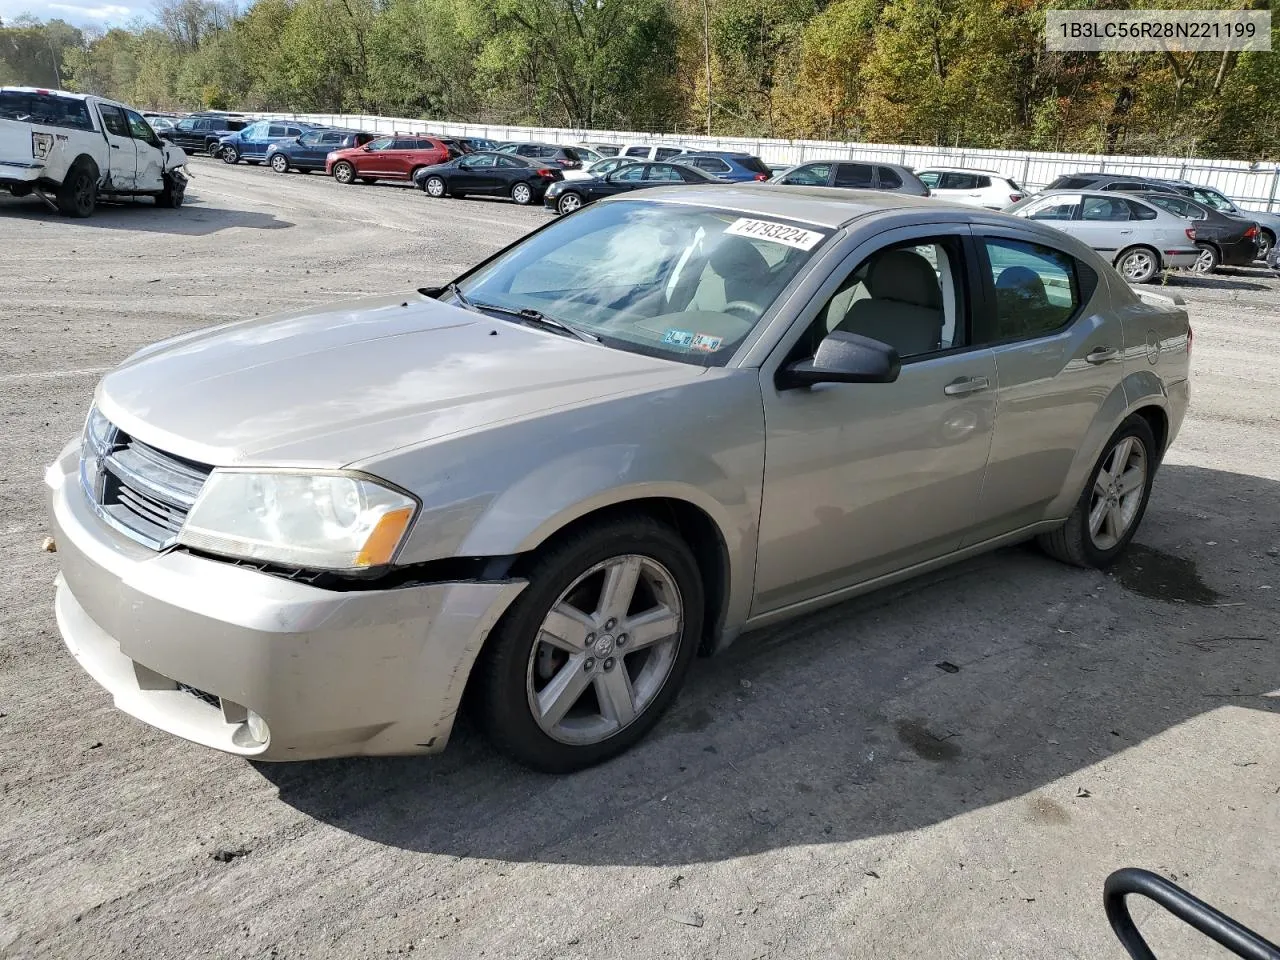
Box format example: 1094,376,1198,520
2,160,1278,960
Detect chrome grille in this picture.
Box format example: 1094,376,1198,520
80,408,212,549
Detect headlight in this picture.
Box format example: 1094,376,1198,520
179,471,416,571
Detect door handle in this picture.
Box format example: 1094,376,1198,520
1119,229,1132,234
944,376,990,396
1086,346,1119,364
111,144,121,149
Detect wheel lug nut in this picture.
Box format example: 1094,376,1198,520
603,657,615,671
585,632,596,645
604,618,616,630
616,634,627,647
584,657,595,671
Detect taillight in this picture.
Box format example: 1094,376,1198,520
754,173,768,181
1244,224,1259,238
1010,193,1023,203
1185,227,1196,241
535,168,556,178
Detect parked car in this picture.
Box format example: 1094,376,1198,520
616,143,693,162
45,186,1190,772
217,119,317,164
148,117,177,134
771,160,930,196
543,160,720,214
1133,191,1260,272
916,168,1025,208
578,141,620,157
495,142,586,170
1155,181,1278,262
266,129,377,173
325,134,452,185
459,136,498,152
436,136,472,158
415,151,565,204
680,151,772,182
161,113,249,156
0,86,187,217
1042,172,1178,194
1006,190,1199,282
561,155,640,182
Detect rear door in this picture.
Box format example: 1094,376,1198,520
833,162,875,190
123,108,165,191
1073,195,1133,258
95,103,137,190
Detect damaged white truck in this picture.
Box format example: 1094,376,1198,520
0,87,188,217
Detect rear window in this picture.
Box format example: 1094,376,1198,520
739,155,771,175
0,91,93,131
561,147,582,161
1047,175,1097,190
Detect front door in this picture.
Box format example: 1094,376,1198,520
95,103,136,190
124,108,165,191
467,154,505,193
965,231,1126,539
754,227,998,615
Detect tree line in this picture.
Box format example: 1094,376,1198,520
2,0,1277,160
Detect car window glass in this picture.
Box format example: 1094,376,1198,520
299,132,321,145
1105,181,1146,192
975,175,992,188
918,171,941,188
1025,194,1081,220
833,163,874,188
1192,189,1234,212
877,166,904,188
783,163,830,186
1146,195,1202,219
1126,200,1158,221
495,155,523,168
365,137,392,151
625,146,650,157
1082,196,1130,221
644,164,683,182
123,109,161,147
174,118,195,132
807,239,964,361
982,238,1080,341
612,164,646,182
268,124,287,137
692,158,726,172
940,172,977,190
467,153,496,168
99,105,130,138
655,147,683,161
677,166,708,182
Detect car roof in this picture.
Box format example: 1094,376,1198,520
683,151,757,159
1,86,92,101
918,166,1007,176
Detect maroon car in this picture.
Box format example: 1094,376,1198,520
326,134,452,185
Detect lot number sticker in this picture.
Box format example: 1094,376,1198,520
725,218,825,251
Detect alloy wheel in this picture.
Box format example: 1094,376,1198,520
271,154,288,173
558,193,582,214
525,555,683,746
1119,250,1156,282
1087,436,1148,550
1191,244,1217,274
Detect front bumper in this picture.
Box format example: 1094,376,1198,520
45,441,525,761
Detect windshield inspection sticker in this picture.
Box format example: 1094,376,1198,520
724,218,825,250
661,329,695,348
692,333,723,352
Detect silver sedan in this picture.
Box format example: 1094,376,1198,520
45,187,1191,772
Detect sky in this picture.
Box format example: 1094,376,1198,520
1,0,140,28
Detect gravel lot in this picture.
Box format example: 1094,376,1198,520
2,159,1278,960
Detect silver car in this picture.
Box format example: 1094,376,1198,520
45,187,1191,772
1005,190,1201,283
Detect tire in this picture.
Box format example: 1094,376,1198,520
332,161,355,184
220,146,239,164
270,153,290,173
474,514,704,773
1037,415,1157,569
511,181,533,205
155,172,185,209
204,140,221,157
424,176,446,198
1190,242,1219,274
359,177,377,184
557,191,584,215
1115,246,1160,284
1258,231,1274,262
55,163,97,217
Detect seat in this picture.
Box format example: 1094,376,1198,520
709,238,772,305
835,249,943,357
994,266,1052,339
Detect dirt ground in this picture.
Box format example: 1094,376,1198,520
1,159,1277,960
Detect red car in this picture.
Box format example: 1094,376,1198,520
326,134,452,185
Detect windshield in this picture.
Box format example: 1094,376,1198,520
0,91,93,130
457,200,830,367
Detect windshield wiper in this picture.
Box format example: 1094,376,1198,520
469,300,600,343
443,281,474,311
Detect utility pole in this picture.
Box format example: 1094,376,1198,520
701,0,712,136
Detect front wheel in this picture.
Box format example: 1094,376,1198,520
424,176,446,197
1037,415,1156,568
557,191,583,215
511,181,533,205
270,154,290,173
332,161,355,184
155,171,185,208
1115,246,1159,284
473,515,704,773
1257,231,1273,262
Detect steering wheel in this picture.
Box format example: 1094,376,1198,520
723,300,763,321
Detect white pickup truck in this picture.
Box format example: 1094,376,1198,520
0,86,188,217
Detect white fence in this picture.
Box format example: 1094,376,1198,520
256,112,1280,213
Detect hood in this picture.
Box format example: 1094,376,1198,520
95,292,703,469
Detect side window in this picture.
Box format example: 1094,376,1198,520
495,156,523,168
833,163,875,188
299,132,321,145
625,146,650,157
286,126,302,137
940,172,977,190
175,118,195,132
612,164,646,182
267,124,288,138
783,163,830,186
654,147,682,161
644,164,683,182
808,238,966,361
1192,189,1234,212
677,166,707,182
124,109,161,147
1082,196,1130,221
982,238,1082,342
876,166,903,189
1106,181,1146,192
367,137,393,151
1024,194,1081,220
918,171,941,188
975,175,992,188
99,105,130,138
1126,200,1157,221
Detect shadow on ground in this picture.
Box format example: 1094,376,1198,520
0,193,292,235
257,463,1280,866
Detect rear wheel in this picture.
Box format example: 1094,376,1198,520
270,153,290,173
1037,415,1156,568
1191,242,1219,274
220,146,239,164
511,181,533,205
474,515,703,773
424,176,446,197
1115,246,1159,284
333,161,355,184
56,164,96,217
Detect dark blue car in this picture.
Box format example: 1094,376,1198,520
217,119,319,165
266,129,378,173
679,151,772,182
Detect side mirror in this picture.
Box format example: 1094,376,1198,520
362,144,373,152
776,331,901,390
